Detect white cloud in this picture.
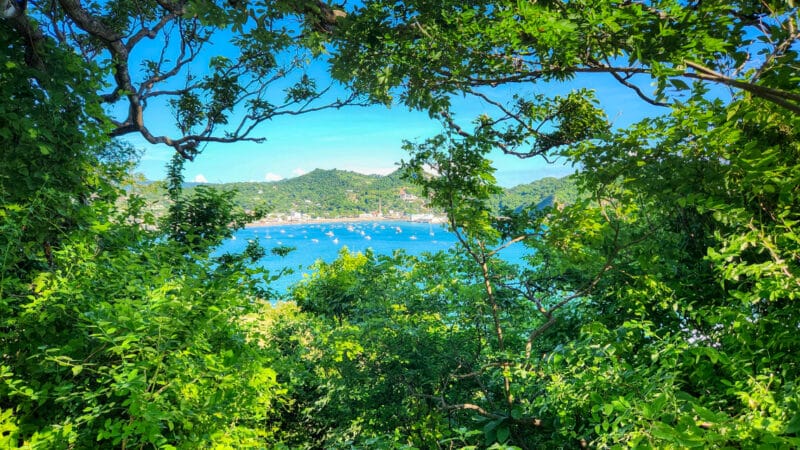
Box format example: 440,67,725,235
265,172,284,182
292,168,308,176
193,174,208,183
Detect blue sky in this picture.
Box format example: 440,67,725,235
131,71,666,188
125,14,668,188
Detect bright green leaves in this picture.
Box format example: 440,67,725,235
0,20,127,282
557,91,800,448
402,131,502,242
3,0,799,448
0,408,19,449
0,206,283,447
326,1,800,448
284,248,485,447
163,155,265,253
293,248,374,323
0,36,280,444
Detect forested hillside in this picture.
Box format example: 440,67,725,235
132,169,578,218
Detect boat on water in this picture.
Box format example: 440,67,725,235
325,231,335,237
410,235,417,240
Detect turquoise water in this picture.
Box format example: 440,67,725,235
218,220,527,294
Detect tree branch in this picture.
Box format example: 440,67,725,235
57,0,122,42
8,9,47,72
6,0,364,159
684,60,800,113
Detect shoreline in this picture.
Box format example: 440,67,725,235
245,216,437,228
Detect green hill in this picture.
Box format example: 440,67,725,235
218,169,428,217
130,169,577,219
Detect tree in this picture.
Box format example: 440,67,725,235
334,0,799,117
289,248,494,448
1,4,291,446
4,0,360,159
324,1,800,447
0,18,122,279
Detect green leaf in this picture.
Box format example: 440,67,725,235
670,79,690,90
786,413,800,434
692,404,719,424
651,422,677,441
496,425,510,443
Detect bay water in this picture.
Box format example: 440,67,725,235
218,220,528,294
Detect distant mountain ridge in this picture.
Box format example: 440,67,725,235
133,169,577,218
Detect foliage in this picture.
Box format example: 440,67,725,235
309,0,800,448
0,22,118,275
4,0,800,448
162,154,267,251
1,219,286,448
285,248,500,448
6,0,359,159
1,152,285,448
332,0,799,114
2,14,281,448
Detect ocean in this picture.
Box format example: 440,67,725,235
218,220,528,294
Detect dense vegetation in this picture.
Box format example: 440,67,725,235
133,169,577,219
2,1,799,449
